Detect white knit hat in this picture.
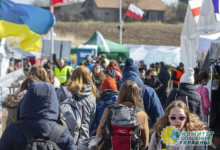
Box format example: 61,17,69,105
180,68,195,84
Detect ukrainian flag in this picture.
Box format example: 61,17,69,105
0,0,55,51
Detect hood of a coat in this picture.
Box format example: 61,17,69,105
18,82,59,121
72,84,92,100
100,90,118,100
178,83,201,101
122,66,143,86
179,83,196,91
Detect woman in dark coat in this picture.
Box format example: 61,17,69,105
164,68,203,120
0,82,76,150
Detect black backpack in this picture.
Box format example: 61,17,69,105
16,121,66,150
175,90,189,108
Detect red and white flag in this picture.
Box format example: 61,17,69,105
52,0,69,6
125,4,144,20
188,0,203,23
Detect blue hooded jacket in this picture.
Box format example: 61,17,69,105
119,58,164,128
90,90,118,134
0,82,76,150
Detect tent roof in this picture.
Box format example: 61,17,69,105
84,31,130,53
13,48,42,59
181,0,220,69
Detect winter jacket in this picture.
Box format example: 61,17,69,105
119,64,164,128
164,83,203,120
144,78,166,106
196,85,211,115
149,131,205,150
158,65,170,106
171,67,184,88
159,65,170,91
56,86,73,103
60,84,96,141
0,82,76,150
96,103,149,150
90,90,118,134
106,67,122,82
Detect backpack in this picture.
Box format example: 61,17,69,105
175,90,189,108
60,98,83,144
101,104,143,150
16,121,66,150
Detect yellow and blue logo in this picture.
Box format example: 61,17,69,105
161,126,180,145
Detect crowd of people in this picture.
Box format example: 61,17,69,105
0,55,213,150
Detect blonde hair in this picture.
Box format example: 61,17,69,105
153,100,207,134
66,66,96,97
116,80,140,107
28,65,48,82
47,70,55,85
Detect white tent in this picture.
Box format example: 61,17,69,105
181,0,220,68
126,44,180,67
0,39,22,77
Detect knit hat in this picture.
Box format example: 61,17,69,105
100,77,117,93
123,58,139,75
180,68,195,84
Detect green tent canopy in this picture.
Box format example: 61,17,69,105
71,31,130,61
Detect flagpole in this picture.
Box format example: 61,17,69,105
119,0,123,44
50,0,54,60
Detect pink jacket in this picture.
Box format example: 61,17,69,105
196,85,211,115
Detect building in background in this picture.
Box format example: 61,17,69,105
82,0,165,22
10,0,165,22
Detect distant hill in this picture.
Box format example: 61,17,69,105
54,21,183,47
7,21,183,49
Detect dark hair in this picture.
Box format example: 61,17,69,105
138,68,144,73
179,62,184,67
193,67,200,75
146,68,156,76
150,63,155,68
159,62,165,67
196,71,209,84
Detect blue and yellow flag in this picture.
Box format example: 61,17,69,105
0,0,55,51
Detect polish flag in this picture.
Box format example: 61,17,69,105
188,0,203,24
52,0,70,6
52,0,63,5
125,4,144,20
212,0,220,21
